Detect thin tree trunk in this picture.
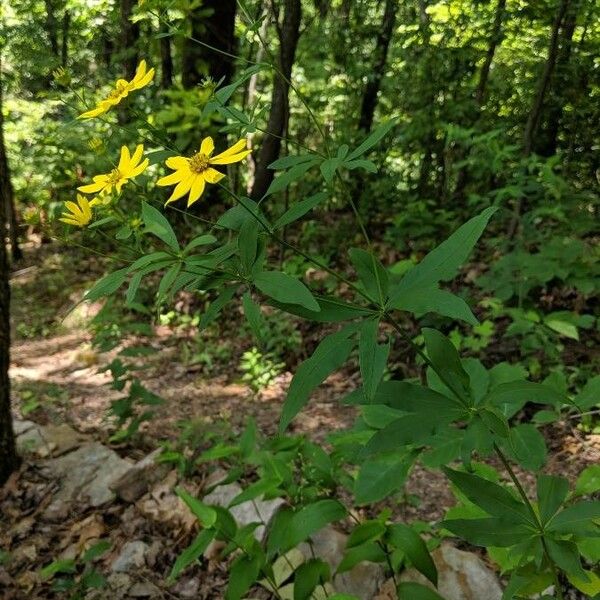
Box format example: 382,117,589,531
535,0,580,156
0,55,19,485
522,0,570,156
44,0,60,58
510,0,571,237
475,0,507,106
358,0,397,132
250,0,302,200
182,0,237,89
61,10,70,68
120,0,140,80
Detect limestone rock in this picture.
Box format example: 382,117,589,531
127,581,160,597
203,482,285,541
15,421,85,458
110,449,169,503
300,526,386,600
111,541,149,573
43,442,132,519
399,544,502,600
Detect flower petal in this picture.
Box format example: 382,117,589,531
118,146,131,171
78,181,106,194
209,149,251,166
64,201,83,216
157,170,186,186
78,105,108,119
203,168,226,184
166,156,189,170
200,137,215,157
130,158,149,178
130,144,144,167
187,176,206,206
165,175,194,204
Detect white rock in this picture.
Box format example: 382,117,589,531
43,442,132,519
203,482,285,541
111,541,149,573
400,543,502,600
300,526,386,600
110,448,169,503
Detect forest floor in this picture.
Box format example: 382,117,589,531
2,241,599,599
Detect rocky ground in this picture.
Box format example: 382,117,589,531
2,243,598,599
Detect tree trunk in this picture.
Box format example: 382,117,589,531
182,0,237,89
358,0,397,132
44,0,60,58
61,10,70,68
522,0,570,156
0,56,19,486
535,0,580,156
120,0,140,80
475,0,507,106
160,34,173,88
250,0,302,200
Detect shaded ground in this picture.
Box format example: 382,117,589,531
2,243,599,599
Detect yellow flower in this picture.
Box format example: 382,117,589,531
59,194,94,227
78,144,149,196
78,60,155,119
157,137,250,206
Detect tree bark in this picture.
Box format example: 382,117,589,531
475,0,507,106
120,0,140,80
0,55,19,486
358,0,397,132
182,0,237,89
522,0,570,156
61,10,70,68
250,0,302,200
535,0,580,156
44,0,60,58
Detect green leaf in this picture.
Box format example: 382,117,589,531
423,328,471,403
337,543,386,573
320,156,344,183
269,153,316,170
390,286,477,325
575,465,600,496
285,500,347,551
294,559,330,600
229,478,282,507
485,380,568,418
506,424,547,471
442,467,533,524
280,325,357,431
199,285,239,330
575,375,600,410
226,552,263,600
387,207,496,305
268,296,374,322
347,520,386,548
441,517,533,547
547,501,600,534
266,159,319,196
359,320,389,403
81,540,111,563
537,475,569,525
387,523,437,585
348,248,389,303
85,268,129,301
168,529,215,582
396,582,445,600
40,559,77,579
274,192,327,230
242,291,265,344
347,118,398,160
183,234,218,253
238,218,260,275
354,451,414,504
142,202,179,251
176,488,217,527
254,271,320,312
545,539,588,581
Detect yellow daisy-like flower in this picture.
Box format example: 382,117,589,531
157,137,250,206
78,60,155,119
78,144,149,196
59,194,94,227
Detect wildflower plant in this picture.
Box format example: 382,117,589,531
58,53,600,600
